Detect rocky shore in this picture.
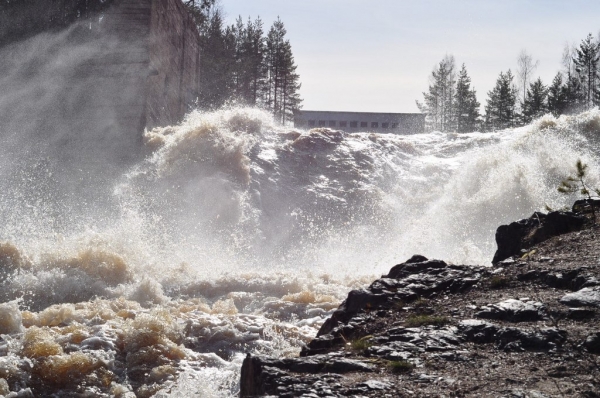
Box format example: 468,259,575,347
239,202,600,397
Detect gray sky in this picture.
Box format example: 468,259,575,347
220,0,600,113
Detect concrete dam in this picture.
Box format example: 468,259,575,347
0,0,203,169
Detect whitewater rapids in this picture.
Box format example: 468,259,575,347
1,108,600,396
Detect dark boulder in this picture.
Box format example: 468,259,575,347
583,332,600,354
385,255,446,279
476,299,544,322
492,211,585,264
572,198,600,214
458,320,566,351
560,287,600,307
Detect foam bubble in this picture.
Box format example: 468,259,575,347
0,301,23,335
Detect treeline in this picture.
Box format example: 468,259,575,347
186,0,302,124
417,33,600,132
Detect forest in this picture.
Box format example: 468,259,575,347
186,0,302,125
0,0,303,125
417,33,600,132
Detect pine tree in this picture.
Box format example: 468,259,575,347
243,17,267,106
563,72,586,114
197,10,236,109
521,78,548,124
454,64,480,132
416,55,456,132
185,0,217,31
547,73,567,117
278,41,302,124
573,33,599,109
485,70,517,131
187,6,301,116
265,18,302,124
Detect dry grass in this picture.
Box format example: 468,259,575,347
405,314,449,328
388,360,414,373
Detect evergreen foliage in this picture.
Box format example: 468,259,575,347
197,10,236,109
416,55,456,132
231,17,267,106
184,0,217,30
520,78,548,124
417,31,600,130
558,159,600,221
264,18,302,124
573,34,599,110
558,160,600,199
562,73,587,114
186,5,302,123
454,64,480,133
547,73,568,117
484,70,517,131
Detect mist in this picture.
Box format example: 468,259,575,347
0,21,148,237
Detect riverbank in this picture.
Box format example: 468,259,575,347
240,206,600,397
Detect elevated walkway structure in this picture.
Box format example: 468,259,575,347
294,110,425,134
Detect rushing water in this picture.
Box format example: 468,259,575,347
1,106,600,396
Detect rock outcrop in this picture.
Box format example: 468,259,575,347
492,210,585,264
240,209,600,397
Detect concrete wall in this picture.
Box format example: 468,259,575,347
0,0,202,205
72,0,202,134
147,0,201,128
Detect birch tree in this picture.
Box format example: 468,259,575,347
516,50,539,105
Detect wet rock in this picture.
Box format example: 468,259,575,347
476,299,544,322
366,326,461,363
517,268,598,291
343,289,390,315
495,327,566,351
572,198,600,214
567,307,596,320
493,214,543,264
314,256,484,343
458,319,498,343
240,210,600,397
358,379,391,390
560,287,600,307
583,332,600,354
239,354,260,398
384,255,445,279
5,389,35,398
303,333,345,355
239,354,374,397
493,211,585,264
502,389,550,398
249,354,374,375
459,320,566,351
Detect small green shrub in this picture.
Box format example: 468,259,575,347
350,336,373,352
405,314,449,327
412,297,434,314
558,159,600,222
413,297,430,308
388,360,414,373
490,275,509,289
